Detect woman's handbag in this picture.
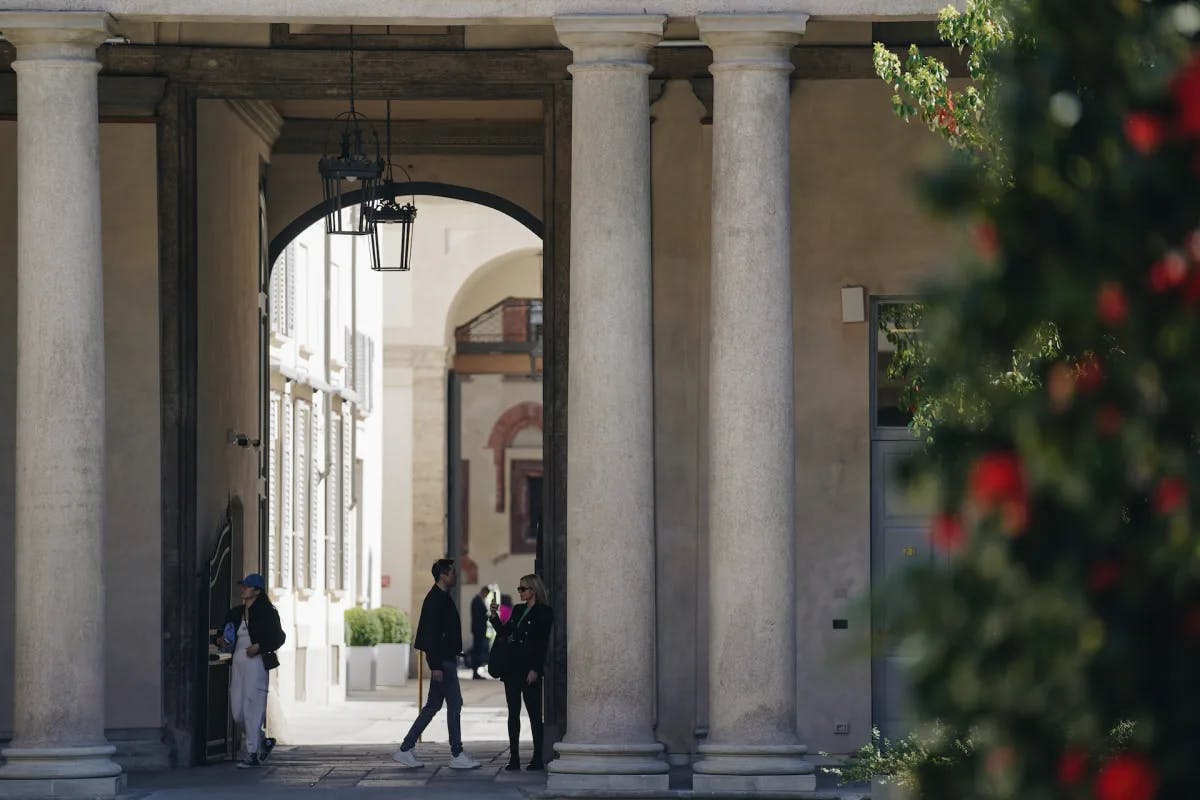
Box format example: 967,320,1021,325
487,635,511,679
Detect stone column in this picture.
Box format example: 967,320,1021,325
547,15,669,793
0,13,124,799
692,14,815,795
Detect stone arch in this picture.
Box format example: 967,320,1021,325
486,401,543,512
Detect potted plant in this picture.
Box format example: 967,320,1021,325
373,606,412,687
344,607,382,692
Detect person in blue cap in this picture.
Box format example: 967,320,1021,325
217,573,286,768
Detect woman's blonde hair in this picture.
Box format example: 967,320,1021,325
521,573,549,605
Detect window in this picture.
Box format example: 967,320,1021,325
874,300,923,430
509,460,543,555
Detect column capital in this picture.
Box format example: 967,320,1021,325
554,15,664,72
0,12,111,61
697,13,807,71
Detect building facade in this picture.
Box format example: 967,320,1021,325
0,2,955,797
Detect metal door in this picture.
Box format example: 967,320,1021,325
869,439,931,740
202,507,235,762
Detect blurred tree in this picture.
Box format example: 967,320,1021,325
888,1,1200,798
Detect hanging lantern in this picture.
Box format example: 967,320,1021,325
318,28,383,236
365,99,418,271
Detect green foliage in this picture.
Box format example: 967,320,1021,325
880,0,1200,798
344,607,382,647
873,0,1018,172
372,606,412,644
822,725,974,789
823,722,1134,789
881,303,1062,441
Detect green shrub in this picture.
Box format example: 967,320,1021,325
344,607,382,647
373,606,412,644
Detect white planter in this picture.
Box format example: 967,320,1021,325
872,777,913,800
346,645,376,691
376,643,411,687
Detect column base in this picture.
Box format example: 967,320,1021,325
547,742,670,792
692,743,815,794
0,745,124,798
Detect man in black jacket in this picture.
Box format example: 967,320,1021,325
392,559,481,770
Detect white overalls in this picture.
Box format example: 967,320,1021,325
229,620,269,755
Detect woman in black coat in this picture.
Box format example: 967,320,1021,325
216,573,286,768
490,573,553,771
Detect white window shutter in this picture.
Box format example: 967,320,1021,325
294,400,308,588
281,392,294,588
309,393,323,590
268,391,280,586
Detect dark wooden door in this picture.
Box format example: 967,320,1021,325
203,507,235,762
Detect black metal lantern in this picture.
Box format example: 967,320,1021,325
318,29,383,236
365,100,418,271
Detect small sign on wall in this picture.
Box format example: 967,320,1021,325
381,574,391,588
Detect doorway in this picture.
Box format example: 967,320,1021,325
869,298,933,740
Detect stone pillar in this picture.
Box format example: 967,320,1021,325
547,15,669,793
0,12,124,799
692,14,815,795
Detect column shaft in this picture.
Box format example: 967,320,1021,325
693,14,815,794
0,12,123,798
548,15,669,793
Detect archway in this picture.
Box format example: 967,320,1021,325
268,182,544,269
260,187,561,759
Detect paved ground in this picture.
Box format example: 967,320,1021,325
117,669,868,799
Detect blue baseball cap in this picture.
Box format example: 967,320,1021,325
239,573,266,590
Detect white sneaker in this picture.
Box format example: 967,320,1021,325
391,748,424,768
448,752,481,770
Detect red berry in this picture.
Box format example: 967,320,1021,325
1095,754,1159,800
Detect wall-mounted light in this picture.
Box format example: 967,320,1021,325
841,285,866,324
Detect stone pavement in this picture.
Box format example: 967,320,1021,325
114,670,868,799
120,741,541,799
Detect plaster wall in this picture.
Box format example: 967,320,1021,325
787,79,950,755
649,79,711,761
195,99,268,584
0,121,162,736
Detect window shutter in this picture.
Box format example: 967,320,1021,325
270,249,287,334
294,399,308,588
285,244,297,337
326,409,341,592
268,391,280,586
281,391,294,588
309,393,323,590
341,412,354,591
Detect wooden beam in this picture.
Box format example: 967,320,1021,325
0,73,166,117
275,117,543,155
2,42,969,91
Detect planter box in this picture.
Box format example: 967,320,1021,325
346,645,376,692
872,777,913,800
376,643,411,687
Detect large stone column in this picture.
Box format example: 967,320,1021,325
0,13,124,799
692,14,815,795
547,15,669,793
